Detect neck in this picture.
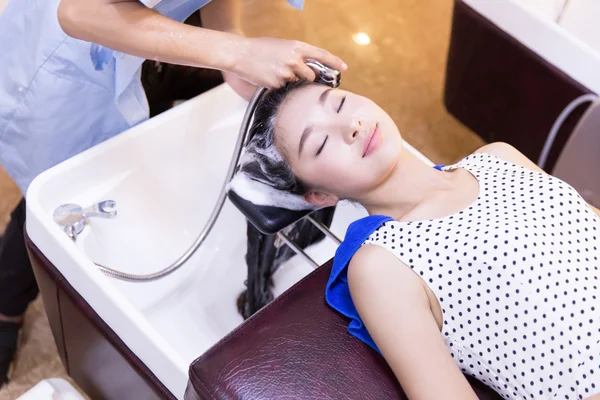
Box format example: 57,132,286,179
358,147,455,220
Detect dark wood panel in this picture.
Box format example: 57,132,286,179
444,0,592,171
25,233,175,400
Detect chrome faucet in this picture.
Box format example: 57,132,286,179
53,200,117,241
305,59,341,88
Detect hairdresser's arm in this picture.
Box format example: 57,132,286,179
58,0,240,70
477,142,600,218
348,245,478,400
199,0,257,100
57,0,346,88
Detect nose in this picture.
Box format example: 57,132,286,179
343,118,363,144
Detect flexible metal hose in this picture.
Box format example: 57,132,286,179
94,87,268,282
89,60,340,281
537,93,598,170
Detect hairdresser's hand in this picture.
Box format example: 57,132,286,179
222,70,258,101
231,37,347,88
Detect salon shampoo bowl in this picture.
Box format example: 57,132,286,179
24,83,373,399
445,0,600,172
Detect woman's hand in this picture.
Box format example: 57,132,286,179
230,37,347,89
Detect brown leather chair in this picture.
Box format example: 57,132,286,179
184,260,503,400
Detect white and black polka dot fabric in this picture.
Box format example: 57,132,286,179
364,153,600,400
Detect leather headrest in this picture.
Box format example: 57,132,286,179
227,190,315,235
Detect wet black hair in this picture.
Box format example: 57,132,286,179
239,80,314,196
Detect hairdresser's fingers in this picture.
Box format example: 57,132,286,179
276,68,297,87
294,62,317,82
302,44,348,72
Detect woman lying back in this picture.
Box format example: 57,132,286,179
240,81,600,400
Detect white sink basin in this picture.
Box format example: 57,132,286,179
466,0,600,95
25,83,431,398
24,84,366,398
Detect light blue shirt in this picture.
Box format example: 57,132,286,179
0,0,303,194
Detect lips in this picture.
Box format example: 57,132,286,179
362,123,381,157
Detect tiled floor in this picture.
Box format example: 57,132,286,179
0,0,483,398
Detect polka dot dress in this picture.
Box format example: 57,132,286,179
363,153,600,400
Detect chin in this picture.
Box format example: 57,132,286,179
378,151,401,179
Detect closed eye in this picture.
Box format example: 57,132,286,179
337,96,346,113
316,135,328,156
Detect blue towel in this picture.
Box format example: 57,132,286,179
325,214,393,353
325,165,445,353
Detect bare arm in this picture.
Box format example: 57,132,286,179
57,0,347,89
477,142,600,218
348,245,478,400
58,0,239,71
200,0,257,100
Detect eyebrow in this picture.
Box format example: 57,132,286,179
298,89,332,156
319,88,332,105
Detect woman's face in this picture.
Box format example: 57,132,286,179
274,84,403,203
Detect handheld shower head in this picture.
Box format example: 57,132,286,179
305,59,341,88
225,59,342,233
224,59,341,219
240,59,341,145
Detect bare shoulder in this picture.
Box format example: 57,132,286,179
475,142,544,173
475,142,517,158
349,243,389,265
348,244,424,295
349,244,403,274
475,142,524,162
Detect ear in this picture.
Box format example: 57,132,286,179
303,191,339,208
